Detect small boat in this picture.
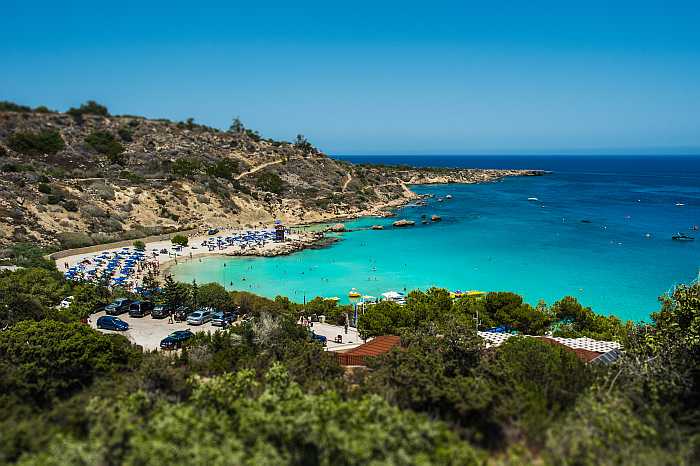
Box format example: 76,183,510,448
421,220,428,224
445,194,453,199
528,197,539,202
431,215,442,222
676,203,685,207
672,233,694,241
348,288,361,298
437,198,444,202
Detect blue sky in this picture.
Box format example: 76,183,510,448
2,1,699,155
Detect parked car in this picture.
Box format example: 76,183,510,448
174,308,188,322
128,300,154,317
105,298,132,315
97,316,129,331
151,304,171,319
57,296,74,309
310,331,327,346
212,311,237,327
187,308,214,325
159,330,194,350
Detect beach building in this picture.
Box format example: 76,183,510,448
477,331,623,364
333,335,401,367
274,221,286,242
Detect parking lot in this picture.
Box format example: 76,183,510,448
91,310,366,352
89,310,220,351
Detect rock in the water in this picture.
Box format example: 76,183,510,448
329,223,346,232
393,219,415,227
371,225,384,230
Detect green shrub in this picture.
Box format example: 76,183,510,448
85,131,125,165
255,171,284,194
46,194,62,205
133,240,146,251
0,101,32,112
57,232,94,248
38,183,52,194
206,159,240,180
66,100,109,123
32,105,54,113
117,127,134,142
120,170,144,183
171,234,188,246
7,130,65,156
2,162,21,172
171,158,202,178
62,200,79,212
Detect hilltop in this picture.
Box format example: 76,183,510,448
0,101,540,249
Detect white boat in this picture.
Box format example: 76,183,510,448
528,197,539,202
676,203,685,207
445,194,453,199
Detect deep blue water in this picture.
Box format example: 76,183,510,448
173,155,700,322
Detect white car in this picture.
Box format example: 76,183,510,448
57,296,74,309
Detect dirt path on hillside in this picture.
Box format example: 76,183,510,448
235,159,284,180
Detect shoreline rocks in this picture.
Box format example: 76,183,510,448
393,219,415,227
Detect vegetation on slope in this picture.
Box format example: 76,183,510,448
0,244,697,464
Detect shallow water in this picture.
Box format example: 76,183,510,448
171,156,700,321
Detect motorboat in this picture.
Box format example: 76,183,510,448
528,197,539,202
672,233,694,241
676,203,685,207
445,194,453,199
348,288,361,298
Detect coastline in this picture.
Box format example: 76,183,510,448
54,168,544,283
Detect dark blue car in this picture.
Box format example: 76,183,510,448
97,316,129,331
160,330,195,350
310,331,327,346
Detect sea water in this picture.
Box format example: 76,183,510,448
171,155,700,322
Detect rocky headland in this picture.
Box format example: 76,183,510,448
0,101,543,250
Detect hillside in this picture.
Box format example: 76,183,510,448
0,102,539,249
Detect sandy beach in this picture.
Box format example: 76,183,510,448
57,227,326,289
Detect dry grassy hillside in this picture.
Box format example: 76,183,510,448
0,102,539,249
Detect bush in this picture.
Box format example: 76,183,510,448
0,320,137,406
37,183,52,194
171,234,188,247
7,130,65,156
0,101,32,112
206,159,240,180
2,162,31,172
117,127,134,142
171,158,202,178
66,100,109,123
62,200,79,212
46,194,62,205
133,240,146,251
255,171,284,194
85,131,125,165
57,232,94,249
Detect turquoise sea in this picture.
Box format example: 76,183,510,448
171,156,700,322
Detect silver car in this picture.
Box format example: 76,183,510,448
187,309,213,325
